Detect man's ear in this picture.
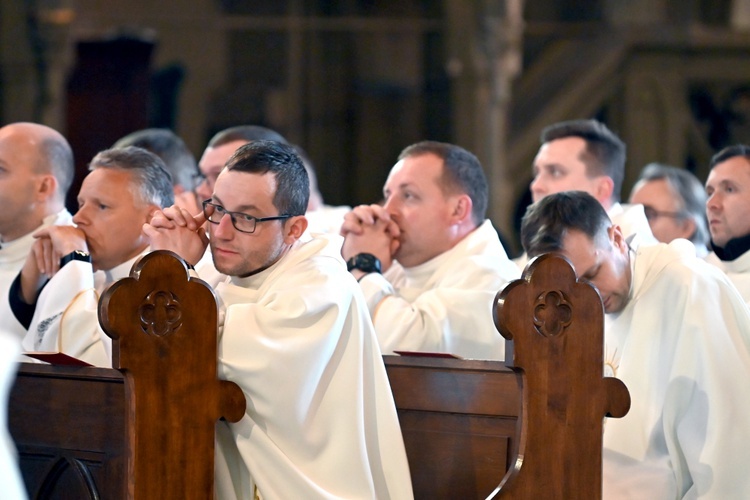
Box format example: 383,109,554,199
36,174,58,201
284,215,308,243
608,224,628,252
678,217,697,240
450,194,473,225
594,176,615,207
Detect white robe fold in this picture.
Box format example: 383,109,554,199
358,220,519,360
602,240,750,499
205,234,413,500
17,253,143,367
0,210,73,341
0,331,27,499
705,249,750,307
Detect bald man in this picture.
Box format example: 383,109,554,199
0,123,74,340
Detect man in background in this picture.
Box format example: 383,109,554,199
629,162,709,256
5,146,173,366
114,128,200,213
521,191,750,498
0,122,74,341
517,118,656,271
705,144,750,304
341,140,519,360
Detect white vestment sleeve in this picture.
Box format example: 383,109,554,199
21,261,111,367
355,221,518,360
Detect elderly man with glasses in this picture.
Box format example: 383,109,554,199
144,140,413,500
628,163,710,257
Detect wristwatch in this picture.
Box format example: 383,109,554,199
346,253,382,274
59,250,92,268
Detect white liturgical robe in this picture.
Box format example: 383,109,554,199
705,249,750,307
602,240,750,499
204,234,413,500
357,220,519,360
13,253,144,367
0,210,73,341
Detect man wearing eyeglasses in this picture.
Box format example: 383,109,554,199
628,163,710,257
705,145,750,305
144,140,413,499
4,147,173,366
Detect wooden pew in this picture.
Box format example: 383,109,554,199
9,251,629,499
9,251,245,499
384,253,630,499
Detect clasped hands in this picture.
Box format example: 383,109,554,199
143,206,209,266
340,204,400,272
20,225,89,303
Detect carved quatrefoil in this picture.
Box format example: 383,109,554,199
139,291,182,337
533,290,572,337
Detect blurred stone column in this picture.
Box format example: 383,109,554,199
444,0,524,247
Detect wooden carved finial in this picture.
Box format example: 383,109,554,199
99,250,245,500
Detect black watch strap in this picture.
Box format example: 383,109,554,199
60,250,92,268
346,253,382,274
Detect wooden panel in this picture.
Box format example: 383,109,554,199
385,356,521,499
9,364,127,499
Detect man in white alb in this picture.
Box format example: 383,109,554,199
5,147,173,366
521,190,750,499
144,140,413,499
704,144,750,305
0,123,74,341
516,118,657,269
340,140,519,360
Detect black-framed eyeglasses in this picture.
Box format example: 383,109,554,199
202,200,291,234
643,205,686,222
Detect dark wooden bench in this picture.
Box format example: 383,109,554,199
384,253,630,499
9,251,629,499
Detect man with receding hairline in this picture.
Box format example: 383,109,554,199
4,146,173,366
341,140,519,360
0,122,74,341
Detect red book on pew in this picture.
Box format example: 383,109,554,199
393,350,463,359
23,352,93,367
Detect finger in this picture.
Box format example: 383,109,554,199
340,217,364,237
351,205,377,225
41,238,55,276
179,207,201,231
193,210,207,227
385,219,401,238
160,205,189,227
32,240,46,276
369,204,392,221
148,214,177,230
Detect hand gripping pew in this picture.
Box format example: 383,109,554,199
8,250,245,499
383,253,631,499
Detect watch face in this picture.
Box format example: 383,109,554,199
347,253,381,273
